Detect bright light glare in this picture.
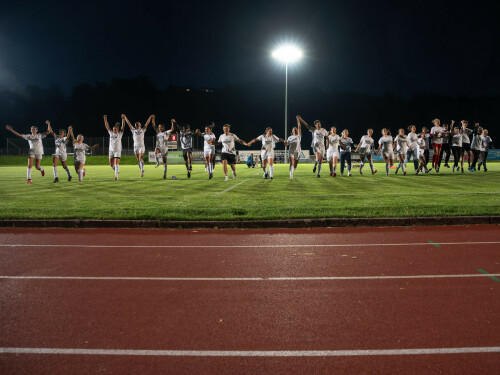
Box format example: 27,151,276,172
272,45,303,63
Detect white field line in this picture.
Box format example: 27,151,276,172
212,172,260,197
0,241,498,249
1,274,499,281
1,346,500,357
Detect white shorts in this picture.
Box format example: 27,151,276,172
397,149,407,156
109,150,121,159
28,151,43,159
204,149,215,158
358,147,371,158
289,148,301,160
327,147,339,161
74,158,85,166
134,145,145,154
156,147,168,157
418,149,426,159
54,151,67,161
382,151,394,160
313,144,326,156
261,149,274,160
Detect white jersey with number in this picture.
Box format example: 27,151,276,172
108,130,123,152
407,132,418,150
417,138,426,158
394,135,409,152
156,130,171,150
310,128,328,148
328,134,341,150
430,126,444,145
132,128,145,148
54,136,68,155
180,130,194,150
358,135,374,152
451,133,463,147
73,143,90,163
22,133,46,154
379,136,393,153
287,134,301,154
203,133,216,153
218,133,240,155
257,134,279,151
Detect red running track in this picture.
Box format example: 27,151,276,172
0,225,499,374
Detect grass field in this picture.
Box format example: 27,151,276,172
0,160,499,220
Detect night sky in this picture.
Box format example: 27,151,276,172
1,0,499,97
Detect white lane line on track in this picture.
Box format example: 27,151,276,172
212,172,260,196
1,346,500,356
0,241,499,249
1,274,500,281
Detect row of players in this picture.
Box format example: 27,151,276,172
5,115,492,183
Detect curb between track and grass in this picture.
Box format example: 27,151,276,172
0,216,498,229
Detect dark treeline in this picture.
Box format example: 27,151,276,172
1,76,498,147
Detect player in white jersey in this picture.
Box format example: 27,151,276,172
104,115,125,180
375,128,394,176
450,126,463,172
416,131,430,174
5,123,50,183
248,127,285,180
430,118,444,172
298,116,329,178
478,129,492,172
173,120,195,178
393,128,412,176
215,124,248,181
195,123,216,179
405,125,419,172
47,120,72,183
67,126,98,183
123,114,153,177
284,117,302,179
460,120,473,172
355,128,377,175
326,127,341,177
151,117,174,179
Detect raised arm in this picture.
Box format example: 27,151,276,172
5,125,24,138
297,115,314,132
120,115,126,132
170,119,176,133
151,115,158,133
44,120,51,135
123,114,134,131
46,120,56,137
103,115,110,132
143,115,153,132
297,120,302,136
67,126,76,143
89,143,99,150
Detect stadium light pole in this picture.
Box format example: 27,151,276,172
272,44,303,160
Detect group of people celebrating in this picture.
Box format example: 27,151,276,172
5,114,492,183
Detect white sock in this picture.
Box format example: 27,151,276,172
64,167,71,177
232,170,236,177
401,162,406,173
155,154,160,163
53,166,58,178
141,161,144,171
78,170,83,181
386,163,390,176
40,167,44,172
27,168,32,180
360,162,364,171
369,160,374,172
270,165,274,178
263,166,267,174
138,161,141,170
290,166,293,178
115,165,119,176
317,164,322,176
